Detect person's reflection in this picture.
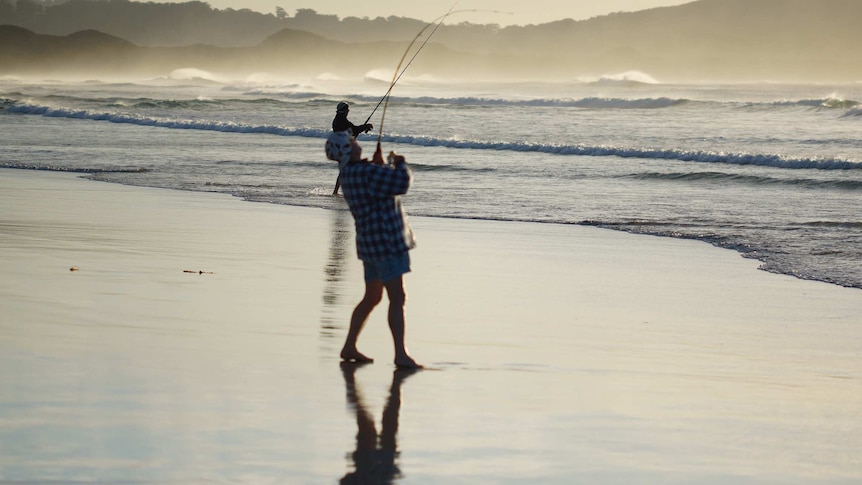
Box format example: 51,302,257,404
340,363,419,484
321,209,351,339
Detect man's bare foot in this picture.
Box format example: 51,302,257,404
394,355,423,369
341,348,374,363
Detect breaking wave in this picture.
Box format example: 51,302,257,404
10,90,861,114
5,100,862,171
381,134,862,170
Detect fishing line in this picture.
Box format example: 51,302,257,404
332,6,460,195
365,3,457,131
333,6,510,195
373,3,457,148
369,5,513,147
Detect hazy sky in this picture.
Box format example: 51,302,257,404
146,0,695,25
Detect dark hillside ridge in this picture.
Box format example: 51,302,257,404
2,0,861,82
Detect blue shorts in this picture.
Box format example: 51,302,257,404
363,252,411,283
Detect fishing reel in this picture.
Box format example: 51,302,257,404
387,151,398,165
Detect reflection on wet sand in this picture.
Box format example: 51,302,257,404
340,363,419,484
321,209,352,339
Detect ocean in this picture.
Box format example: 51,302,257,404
2,72,861,289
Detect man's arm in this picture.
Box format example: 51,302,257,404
351,123,373,136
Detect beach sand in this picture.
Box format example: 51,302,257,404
1,169,860,484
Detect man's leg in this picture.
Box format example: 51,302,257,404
341,279,383,362
383,276,421,368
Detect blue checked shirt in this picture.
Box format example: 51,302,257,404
340,159,417,262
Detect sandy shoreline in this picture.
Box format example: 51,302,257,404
1,169,860,484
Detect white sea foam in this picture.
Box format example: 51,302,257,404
364,69,395,84
594,70,660,85
165,68,228,83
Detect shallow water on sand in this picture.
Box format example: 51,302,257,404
2,172,861,484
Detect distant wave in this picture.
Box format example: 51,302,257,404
11,90,861,114
570,97,687,109
751,97,860,110
340,94,690,110
408,162,497,174
0,97,19,109
800,220,862,229
236,89,862,113
796,97,859,109
3,101,330,137
322,93,861,113
153,68,228,84
5,100,861,171
236,90,325,100
234,89,691,110
127,97,289,109
592,70,661,86
32,94,289,110
0,161,150,173
624,171,862,190
380,133,862,171
127,99,211,109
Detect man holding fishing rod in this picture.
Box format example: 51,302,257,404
322,4,496,364
331,101,373,195
333,101,373,136
328,5,498,195
326,129,421,369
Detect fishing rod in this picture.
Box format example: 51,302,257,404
333,4,458,196
332,5,511,194
363,3,459,130
371,7,515,145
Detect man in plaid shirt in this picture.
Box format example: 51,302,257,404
325,130,420,369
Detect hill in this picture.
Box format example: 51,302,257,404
0,25,470,80
487,0,862,81
1,0,861,82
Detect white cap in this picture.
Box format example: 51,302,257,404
325,130,353,168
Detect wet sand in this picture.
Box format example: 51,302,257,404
1,169,860,484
